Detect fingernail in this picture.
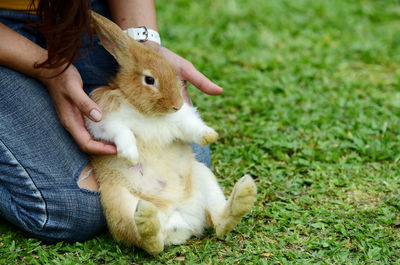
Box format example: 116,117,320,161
108,146,117,154
90,109,102,122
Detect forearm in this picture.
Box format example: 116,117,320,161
107,0,158,31
0,22,60,81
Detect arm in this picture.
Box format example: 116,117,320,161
107,0,158,31
0,22,50,79
0,23,116,155
106,0,223,103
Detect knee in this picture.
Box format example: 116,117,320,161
77,164,99,191
25,189,107,243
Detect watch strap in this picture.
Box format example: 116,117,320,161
123,26,161,45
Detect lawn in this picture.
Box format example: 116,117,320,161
1,0,400,264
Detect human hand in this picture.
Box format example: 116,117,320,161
143,42,223,103
40,65,117,155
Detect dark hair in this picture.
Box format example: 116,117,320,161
31,0,93,72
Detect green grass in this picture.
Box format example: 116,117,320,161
2,0,400,264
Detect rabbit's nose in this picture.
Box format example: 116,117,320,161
171,99,183,112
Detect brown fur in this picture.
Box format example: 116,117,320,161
205,210,215,229
90,11,183,116
90,86,121,113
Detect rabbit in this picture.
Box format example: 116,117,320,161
86,11,257,255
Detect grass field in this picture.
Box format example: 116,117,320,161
1,0,400,264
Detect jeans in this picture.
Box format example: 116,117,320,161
0,1,211,243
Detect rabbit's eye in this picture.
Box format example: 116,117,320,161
144,76,155,86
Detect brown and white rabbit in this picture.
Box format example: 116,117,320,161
86,11,257,255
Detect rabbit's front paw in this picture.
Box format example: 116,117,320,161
118,146,140,164
200,129,219,146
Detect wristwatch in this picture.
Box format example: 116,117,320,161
123,26,161,45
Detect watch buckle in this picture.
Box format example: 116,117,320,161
138,26,148,42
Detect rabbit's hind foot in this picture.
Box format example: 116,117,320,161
135,200,164,255
215,175,257,236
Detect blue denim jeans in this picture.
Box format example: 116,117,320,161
0,1,211,243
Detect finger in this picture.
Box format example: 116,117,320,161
181,81,191,105
83,138,118,155
72,125,117,155
67,86,103,122
66,113,117,155
181,62,223,95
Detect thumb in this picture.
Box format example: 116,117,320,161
68,86,103,122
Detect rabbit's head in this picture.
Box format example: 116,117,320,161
90,11,183,116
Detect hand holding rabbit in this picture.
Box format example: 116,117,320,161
42,64,117,155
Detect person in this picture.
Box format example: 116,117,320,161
0,0,222,242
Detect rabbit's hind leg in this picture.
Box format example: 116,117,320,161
191,164,256,237
100,184,164,255
134,200,164,255
215,175,257,236
191,162,227,226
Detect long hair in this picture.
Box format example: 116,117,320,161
31,0,93,73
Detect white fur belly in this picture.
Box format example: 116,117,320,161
123,161,187,202
129,142,193,194
158,192,208,245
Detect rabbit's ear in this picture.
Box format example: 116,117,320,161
90,11,135,64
